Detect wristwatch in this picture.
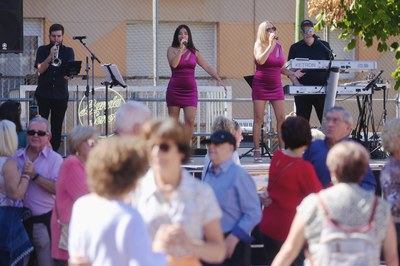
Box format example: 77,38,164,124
32,173,40,181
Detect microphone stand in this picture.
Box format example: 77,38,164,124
102,64,127,136
315,37,339,131
363,70,383,92
314,36,336,85
75,38,101,126
84,56,90,125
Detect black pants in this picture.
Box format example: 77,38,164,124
262,234,304,266
202,239,251,266
36,96,68,152
294,94,325,124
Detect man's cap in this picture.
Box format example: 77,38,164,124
201,130,236,150
301,19,314,30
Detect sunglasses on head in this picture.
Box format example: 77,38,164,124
302,28,314,34
27,130,48,136
266,26,276,33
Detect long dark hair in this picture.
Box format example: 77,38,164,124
171,24,197,54
0,100,23,133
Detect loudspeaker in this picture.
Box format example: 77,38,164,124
0,0,23,53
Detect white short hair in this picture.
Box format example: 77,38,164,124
29,116,51,133
115,101,151,133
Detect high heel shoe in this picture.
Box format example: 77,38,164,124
253,149,263,163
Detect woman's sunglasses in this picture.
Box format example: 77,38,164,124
27,130,48,136
266,27,277,33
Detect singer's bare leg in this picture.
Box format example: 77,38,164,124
270,100,285,149
168,106,180,120
168,106,197,140
183,106,197,139
253,100,267,162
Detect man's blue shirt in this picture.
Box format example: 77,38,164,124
202,158,262,243
303,138,377,191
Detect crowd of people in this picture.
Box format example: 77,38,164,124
1,99,399,266
1,20,400,266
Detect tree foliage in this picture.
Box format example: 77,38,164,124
308,0,400,89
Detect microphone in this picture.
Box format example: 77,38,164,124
313,34,336,58
73,36,87,41
182,40,188,47
313,34,321,41
274,36,279,40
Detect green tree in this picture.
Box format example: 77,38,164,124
308,0,400,89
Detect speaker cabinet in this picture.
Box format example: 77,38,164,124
0,0,23,53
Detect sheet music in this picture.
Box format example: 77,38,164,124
101,64,126,87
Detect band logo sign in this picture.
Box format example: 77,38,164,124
78,87,125,134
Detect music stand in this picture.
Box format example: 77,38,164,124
244,75,254,88
65,61,82,76
101,64,127,136
241,75,272,159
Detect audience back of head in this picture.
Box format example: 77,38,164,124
211,116,235,135
381,118,400,156
0,100,23,133
115,101,151,136
86,136,149,198
281,116,312,149
327,141,369,184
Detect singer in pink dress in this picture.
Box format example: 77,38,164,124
167,24,225,138
252,21,304,162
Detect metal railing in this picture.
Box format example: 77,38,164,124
2,84,400,156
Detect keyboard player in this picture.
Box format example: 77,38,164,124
287,19,332,124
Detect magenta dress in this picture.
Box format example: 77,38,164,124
166,50,198,107
252,43,285,101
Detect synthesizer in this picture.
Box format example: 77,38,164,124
286,58,377,71
284,85,373,95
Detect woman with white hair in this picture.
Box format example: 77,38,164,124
50,126,98,266
0,119,33,265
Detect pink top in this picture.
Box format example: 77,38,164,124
50,155,89,260
13,146,63,216
166,50,198,107
252,43,285,101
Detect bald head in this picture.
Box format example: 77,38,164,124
115,101,151,136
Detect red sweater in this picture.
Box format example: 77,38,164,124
259,150,322,242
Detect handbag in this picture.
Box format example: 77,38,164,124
55,202,69,251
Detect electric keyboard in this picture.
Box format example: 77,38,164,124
284,85,373,95
286,58,377,71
